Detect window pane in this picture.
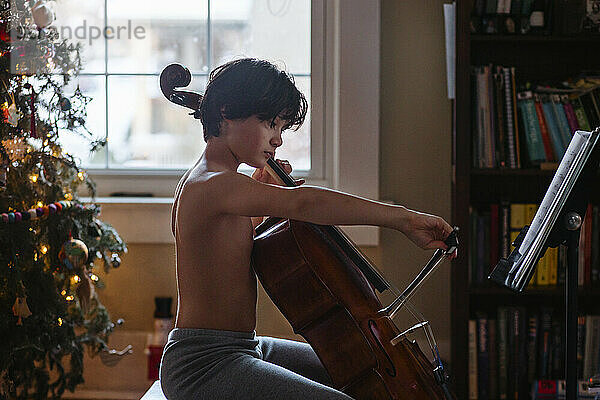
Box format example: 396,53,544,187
107,1,208,74
275,75,310,171
107,75,207,169
211,0,310,75
57,76,107,168
52,0,106,74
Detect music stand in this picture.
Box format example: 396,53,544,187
489,128,600,400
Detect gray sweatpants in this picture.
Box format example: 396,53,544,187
159,328,355,399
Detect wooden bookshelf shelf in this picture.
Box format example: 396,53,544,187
469,286,600,297
471,168,557,176
471,34,600,43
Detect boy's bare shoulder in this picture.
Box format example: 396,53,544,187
178,171,254,208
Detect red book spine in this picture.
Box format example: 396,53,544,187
533,98,556,161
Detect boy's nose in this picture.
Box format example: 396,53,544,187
271,133,282,147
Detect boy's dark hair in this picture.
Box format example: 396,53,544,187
195,58,308,141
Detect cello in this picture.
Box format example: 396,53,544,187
160,63,458,400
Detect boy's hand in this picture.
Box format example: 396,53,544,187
252,159,305,186
402,210,458,259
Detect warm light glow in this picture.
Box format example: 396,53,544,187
60,290,67,296
65,295,74,301
64,193,73,201
40,245,48,254
77,171,84,180
90,274,98,282
29,174,38,183
34,253,37,261
37,201,43,207
72,275,80,283
58,318,63,326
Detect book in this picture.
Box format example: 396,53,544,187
583,315,600,380
527,312,539,384
510,67,522,168
541,95,567,160
494,67,507,167
539,307,553,379
561,95,580,135
571,95,591,131
497,307,509,400
469,319,479,400
578,89,600,129
490,204,500,272
503,67,518,168
550,94,573,152
578,315,586,379
547,246,558,285
477,313,490,400
550,316,564,379
488,319,499,399
500,201,511,259
533,93,557,162
517,91,547,164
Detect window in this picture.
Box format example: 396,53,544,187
53,0,313,180
55,0,381,245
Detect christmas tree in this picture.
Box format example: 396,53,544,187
0,1,127,398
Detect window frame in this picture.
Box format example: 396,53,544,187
83,0,381,245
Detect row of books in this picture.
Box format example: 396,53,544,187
469,203,600,287
532,379,600,399
471,65,600,169
468,308,600,400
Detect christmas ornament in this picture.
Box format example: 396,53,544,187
5,102,22,127
23,83,37,138
31,1,55,29
12,281,32,325
75,273,95,314
110,253,121,268
59,238,89,270
1,83,23,127
59,97,71,111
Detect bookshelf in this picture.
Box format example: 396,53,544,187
451,1,600,398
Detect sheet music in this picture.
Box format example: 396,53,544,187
519,131,589,251
506,129,599,289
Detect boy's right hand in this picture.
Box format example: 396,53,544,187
251,159,305,186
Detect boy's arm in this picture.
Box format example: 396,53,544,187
204,171,453,251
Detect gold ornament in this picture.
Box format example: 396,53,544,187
12,281,32,325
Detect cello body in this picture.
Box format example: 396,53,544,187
252,218,451,400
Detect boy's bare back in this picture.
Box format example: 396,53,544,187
172,161,259,332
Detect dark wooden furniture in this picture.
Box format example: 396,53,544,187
451,1,600,398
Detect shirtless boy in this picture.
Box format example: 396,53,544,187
159,58,455,400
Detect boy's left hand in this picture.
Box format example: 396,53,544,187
252,159,305,186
